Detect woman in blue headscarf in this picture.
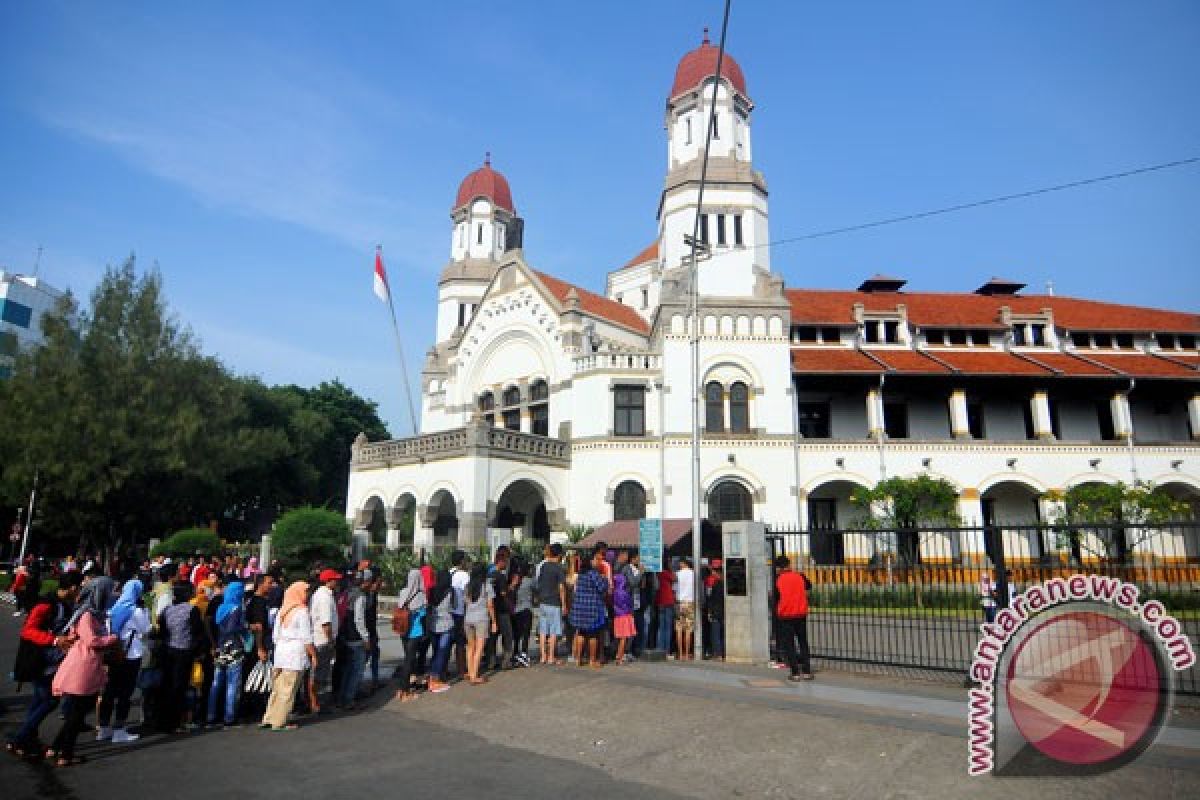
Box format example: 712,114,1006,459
96,578,149,744
207,581,247,728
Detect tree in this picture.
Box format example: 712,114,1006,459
291,380,390,510
272,506,350,569
0,258,268,559
152,527,222,557
1044,481,1189,563
851,475,960,563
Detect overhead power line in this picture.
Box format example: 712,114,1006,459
758,155,1200,250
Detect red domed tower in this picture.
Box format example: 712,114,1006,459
437,153,524,344
658,29,768,298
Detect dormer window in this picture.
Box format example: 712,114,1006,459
863,319,902,345
1157,333,1198,351
1070,331,1139,350
792,325,844,344
1012,323,1048,347
924,328,992,347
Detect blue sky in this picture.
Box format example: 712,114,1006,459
2,1,1197,434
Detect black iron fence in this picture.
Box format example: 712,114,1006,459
765,522,1200,694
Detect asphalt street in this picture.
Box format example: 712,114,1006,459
1,610,1198,799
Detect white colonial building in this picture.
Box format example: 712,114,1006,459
346,34,1200,565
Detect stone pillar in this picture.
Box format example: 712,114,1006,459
351,507,372,563
1110,392,1133,439
866,387,884,437
958,489,987,565
949,390,970,439
259,534,271,569
1189,394,1200,441
1030,391,1054,440
457,511,488,548
720,520,770,665
385,508,408,552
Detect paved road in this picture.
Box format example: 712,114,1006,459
1,611,1198,799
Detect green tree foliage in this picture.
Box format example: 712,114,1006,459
0,256,389,557
1044,481,1190,561
272,506,351,568
152,527,222,557
850,475,961,529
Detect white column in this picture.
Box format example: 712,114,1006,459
1031,391,1054,440
1111,392,1133,439
1188,394,1200,441
958,490,986,565
866,387,884,437
949,390,970,439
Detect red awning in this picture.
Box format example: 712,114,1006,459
577,518,695,550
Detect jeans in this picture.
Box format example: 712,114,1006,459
513,609,533,656
98,657,141,728
655,605,675,651
709,616,724,659
776,617,811,675
158,647,194,732
9,674,58,748
338,642,366,706
207,660,243,725
428,631,453,681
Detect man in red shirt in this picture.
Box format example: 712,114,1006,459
774,555,814,681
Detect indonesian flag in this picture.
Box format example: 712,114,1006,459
373,247,390,303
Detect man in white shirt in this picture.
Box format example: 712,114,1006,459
675,558,696,661
449,550,471,678
309,569,341,711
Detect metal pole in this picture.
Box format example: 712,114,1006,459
18,470,38,563
689,0,733,660
379,246,419,436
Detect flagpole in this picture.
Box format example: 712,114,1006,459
377,246,419,436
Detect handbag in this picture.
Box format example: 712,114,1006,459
391,592,416,636
244,658,273,695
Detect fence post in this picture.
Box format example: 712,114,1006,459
721,520,770,664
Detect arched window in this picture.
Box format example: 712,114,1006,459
613,480,647,521
530,380,550,437
729,381,749,433
708,480,753,524
705,381,724,432
501,386,521,431
479,391,495,426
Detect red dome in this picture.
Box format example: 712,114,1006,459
454,154,515,213
670,29,748,100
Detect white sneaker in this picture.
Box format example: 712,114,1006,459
112,728,140,744
96,726,113,741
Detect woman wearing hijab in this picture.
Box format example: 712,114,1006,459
262,581,316,731
97,579,150,743
46,578,119,766
393,569,428,702
207,580,247,728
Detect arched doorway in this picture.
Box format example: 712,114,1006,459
1158,481,1200,563
393,493,417,548
428,490,459,547
806,480,866,565
981,481,1044,566
494,479,551,542
363,495,387,545
613,480,647,521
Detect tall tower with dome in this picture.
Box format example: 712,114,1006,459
659,28,771,298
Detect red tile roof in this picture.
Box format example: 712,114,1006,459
932,350,1051,376
580,519,695,550
533,270,650,334
1081,353,1200,379
864,349,950,374
671,31,748,100
791,348,882,374
785,289,1199,333
454,157,514,213
1018,351,1119,377
622,241,659,270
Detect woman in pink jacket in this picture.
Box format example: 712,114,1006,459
47,577,118,766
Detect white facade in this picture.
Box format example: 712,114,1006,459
347,38,1200,565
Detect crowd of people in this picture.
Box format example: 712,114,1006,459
4,541,813,767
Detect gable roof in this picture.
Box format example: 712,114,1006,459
622,241,659,270
533,270,650,334
786,289,1199,333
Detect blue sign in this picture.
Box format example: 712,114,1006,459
639,518,663,572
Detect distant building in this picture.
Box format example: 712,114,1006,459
0,270,66,378
345,32,1199,567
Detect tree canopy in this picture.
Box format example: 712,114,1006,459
0,257,389,556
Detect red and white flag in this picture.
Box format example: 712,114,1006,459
373,248,390,303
